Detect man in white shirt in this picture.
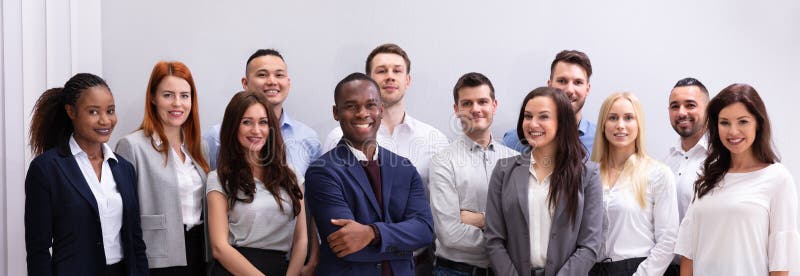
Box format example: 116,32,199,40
429,72,517,275
662,77,710,276
322,43,447,275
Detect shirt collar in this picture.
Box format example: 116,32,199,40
458,134,496,152
280,109,294,130
670,135,709,154
69,134,117,162
347,144,379,161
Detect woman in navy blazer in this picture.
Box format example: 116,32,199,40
25,73,148,276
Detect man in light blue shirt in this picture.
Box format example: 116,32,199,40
503,50,596,154
204,49,321,175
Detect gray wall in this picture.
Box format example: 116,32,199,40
102,0,800,179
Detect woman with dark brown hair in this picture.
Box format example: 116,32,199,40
115,61,211,275
25,73,148,275
485,87,602,276
674,84,799,275
206,91,307,275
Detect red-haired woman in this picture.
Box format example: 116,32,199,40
116,61,211,275
207,91,307,275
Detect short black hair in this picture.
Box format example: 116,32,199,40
334,72,380,105
673,77,709,95
453,72,495,103
245,49,284,73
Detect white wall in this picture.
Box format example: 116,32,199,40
102,0,799,179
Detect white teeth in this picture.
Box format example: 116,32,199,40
728,138,744,144
614,133,627,137
529,131,544,136
247,137,262,143
169,111,183,116
96,129,110,134
355,124,370,129
264,90,279,95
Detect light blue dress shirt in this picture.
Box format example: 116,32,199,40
204,110,321,175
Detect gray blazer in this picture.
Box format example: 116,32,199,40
485,154,602,276
116,130,211,268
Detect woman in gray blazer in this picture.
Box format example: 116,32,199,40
486,87,603,276
116,61,211,275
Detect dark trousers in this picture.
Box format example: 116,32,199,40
414,246,435,275
588,257,647,276
150,224,207,276
433,257,493,276
664,264,680,276
106,260,125,276
211,247,288,276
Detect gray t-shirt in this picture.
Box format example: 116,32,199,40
206,171,297,252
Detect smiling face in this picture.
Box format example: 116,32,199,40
152,75,192,131
237,103,270,153
717,102,757,158
66,86,117,149
548,61,590,116
368,53,410,107
334,80,383,148
603,98,639,153
243,55,291,107
454,84,497,134
669,85,708,139
522,96,558,152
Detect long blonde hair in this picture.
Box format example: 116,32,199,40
591,92,653,208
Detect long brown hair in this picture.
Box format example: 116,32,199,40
695,83,777,199
29,73,109,156
138,61,209,173
217,91,302,216
516,87,587,223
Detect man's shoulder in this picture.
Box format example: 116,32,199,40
285,118,319,139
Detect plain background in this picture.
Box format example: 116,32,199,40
2,0,799,274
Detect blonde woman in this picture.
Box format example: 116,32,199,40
589,93,679,276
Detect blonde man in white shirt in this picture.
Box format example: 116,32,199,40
322,43,448,275
590,93,679,276
429,73,517,276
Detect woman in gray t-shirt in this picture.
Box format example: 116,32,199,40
207,92,307,276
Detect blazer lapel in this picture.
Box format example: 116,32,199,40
338,145,382,217
56,155,99,215
378,148,392,221
512,156,530,227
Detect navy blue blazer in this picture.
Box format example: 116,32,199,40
305,142,434,276
24,145,148,276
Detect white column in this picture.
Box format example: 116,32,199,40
1,0,102,274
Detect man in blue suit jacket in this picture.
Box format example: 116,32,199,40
305,73,434,276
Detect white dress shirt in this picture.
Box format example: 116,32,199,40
323,113,448,190
601,162,678,276
428,135,517,267
528,159,552,269
674,163,800,275
662,138,707,221
69,135,124,265
172,145,204,229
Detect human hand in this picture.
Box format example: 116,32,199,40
327,219,375,258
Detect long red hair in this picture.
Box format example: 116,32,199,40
139,61,210,173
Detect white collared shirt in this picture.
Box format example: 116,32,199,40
69,135,124,265
429,135,517,267
662,138,707,221
347,144,379,161
528,157,552,269
172,145,204,229
601,163,679,276
323,113,449,189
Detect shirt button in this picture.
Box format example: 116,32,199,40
685,156,689,159
376,263,382,270
96,241,102,247
678,173,682,176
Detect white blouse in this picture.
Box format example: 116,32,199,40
674,163,800,275
602,163,678,276
172,145,204,229
528,165,552,269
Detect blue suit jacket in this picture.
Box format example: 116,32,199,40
305,142,434,276
25,146,148,276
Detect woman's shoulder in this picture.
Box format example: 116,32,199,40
118,129,149,145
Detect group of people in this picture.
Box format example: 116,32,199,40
23,43,799,276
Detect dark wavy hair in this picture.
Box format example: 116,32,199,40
29,73,109,156
217,91,302,216
695,83,777,199
516,87,587,223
